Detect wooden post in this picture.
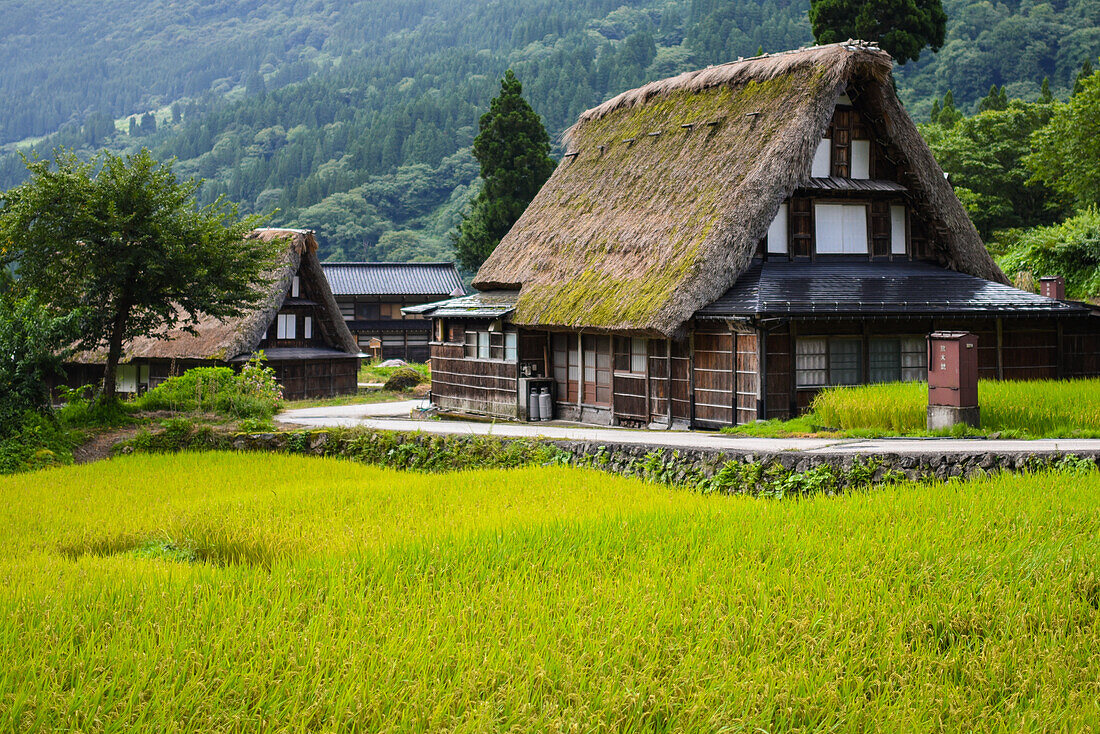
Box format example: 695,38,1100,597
577,331,583,411
688,329,696,428
729,323,738,425
756,327,767,421
644,339,652,425
788,321,798,418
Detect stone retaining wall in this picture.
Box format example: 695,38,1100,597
213,428,1100,494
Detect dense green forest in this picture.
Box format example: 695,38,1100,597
1,0,1098,263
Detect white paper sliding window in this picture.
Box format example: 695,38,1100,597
291,276,300,298
851,140,870,179
815,203,868,254
795,338,828,386
504,333,518,362
276,313,296,339
811,138,832,177
766,203,788,254
304,316,313,339
890,205,907,255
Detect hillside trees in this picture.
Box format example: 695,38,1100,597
0,149,279,401
453,71,555,272
1028,64,1100,210
808,0,946,64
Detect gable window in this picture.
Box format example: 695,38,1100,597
304,316,313,340
796,337,862,387
869,337,925,383
890,205,907,255
613,337,647,375
766,203,788,254
815,203,868,254
291,276,300,298
276,313,296,339
811,139,831,177
851,140,871,179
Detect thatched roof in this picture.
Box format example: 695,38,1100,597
73,228,358,363
473,41,1006,337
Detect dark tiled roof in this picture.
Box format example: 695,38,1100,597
321,262,465,297
697,261,1090,318
402,290,518,319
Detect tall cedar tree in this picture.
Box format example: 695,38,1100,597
454,70,555,272
0,148,279,401
808,0,946,65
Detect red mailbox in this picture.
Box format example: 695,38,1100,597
927,331,980,429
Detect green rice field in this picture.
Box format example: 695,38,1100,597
812,378,1100,436
3,453,1100,731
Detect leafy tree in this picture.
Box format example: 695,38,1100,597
0,148,279,401
0,295,83,435
1074,58,1094,96
977,85,1008,112
931,90,962,127
924,99,1068,237
453,70,555,272
1029,67,1100,210
808,0,947,65
998,208,1100,299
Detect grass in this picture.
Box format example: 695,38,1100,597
724,378,1100,438
2,453,1100,730
282,388,418,409
358,360,430,385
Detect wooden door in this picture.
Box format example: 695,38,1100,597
582,334,611,406
692,331,734,427
735,332,760,424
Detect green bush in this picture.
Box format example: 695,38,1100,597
998,209,1100,299
134,353,282,419
0,412,76,474
382,367,425,391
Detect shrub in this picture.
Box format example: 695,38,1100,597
134,353,282,419
0,412,76,474
382,367,425,391
998,208,1100,299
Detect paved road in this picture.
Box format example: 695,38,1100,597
277,402,1100,456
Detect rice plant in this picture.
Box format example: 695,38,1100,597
2,453,1100,731
811,377,1100,436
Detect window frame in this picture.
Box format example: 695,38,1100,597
276,313,297,340
795,337,864,387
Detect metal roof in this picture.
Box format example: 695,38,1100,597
402,290,518,319
696,261,1091,319
321,262,465,297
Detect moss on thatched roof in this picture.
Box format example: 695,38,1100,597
73,228,358,363
473,42,1005,337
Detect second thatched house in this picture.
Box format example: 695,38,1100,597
411,41,1100,427
66,228,362,400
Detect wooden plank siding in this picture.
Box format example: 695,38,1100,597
692,329,734,427
735,332,759,424
430,342,519,418
764,328,793,419
670,339,692,423
647,339,670,425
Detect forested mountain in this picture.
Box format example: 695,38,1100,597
2,0,1098,263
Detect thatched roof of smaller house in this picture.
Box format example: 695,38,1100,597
473,41,1006,337
73,228,358,363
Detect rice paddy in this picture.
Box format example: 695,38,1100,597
2,453,1100,731
812,378,1100,436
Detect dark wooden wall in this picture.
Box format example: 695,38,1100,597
430,342,518,418
693,328,734,427
269,358,359,400
735,331,760,424
647,339,669,425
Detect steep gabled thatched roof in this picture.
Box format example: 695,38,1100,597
473,41,1006,337
73,228,358,363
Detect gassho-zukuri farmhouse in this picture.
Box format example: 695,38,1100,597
409,41,1100,428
